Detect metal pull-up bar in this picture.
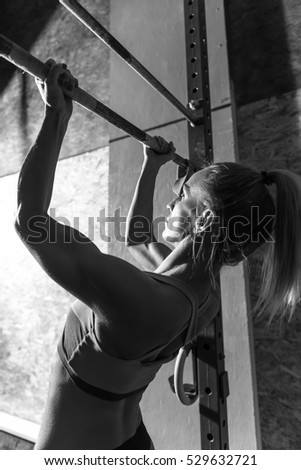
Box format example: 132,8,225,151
59,0,203,127
0,34,189,169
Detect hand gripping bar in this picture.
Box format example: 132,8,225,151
0,34,190,169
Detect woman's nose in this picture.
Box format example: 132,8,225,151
167,197,177,212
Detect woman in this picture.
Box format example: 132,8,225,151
15,61,301,449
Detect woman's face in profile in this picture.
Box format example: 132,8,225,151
162,170,206,244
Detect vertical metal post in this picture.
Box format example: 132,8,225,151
184,0,229,450
184,0,213,168
197,314,229,450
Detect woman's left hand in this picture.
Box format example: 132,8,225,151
143,135,176,167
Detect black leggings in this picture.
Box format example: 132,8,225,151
115,421,154,450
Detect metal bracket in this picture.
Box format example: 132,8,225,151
189,99,204,111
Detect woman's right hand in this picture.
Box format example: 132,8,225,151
35,59,78,122
143,135,176,168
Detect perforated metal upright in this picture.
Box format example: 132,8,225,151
183,0,229,450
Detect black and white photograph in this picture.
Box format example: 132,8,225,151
0,0,300,460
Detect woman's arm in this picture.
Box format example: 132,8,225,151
125,137,175,270
14,60,164,333
16,61,73,221
15,60,97,304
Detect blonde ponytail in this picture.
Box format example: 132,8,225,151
257,169,301,322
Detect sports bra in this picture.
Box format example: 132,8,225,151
57,272,219,401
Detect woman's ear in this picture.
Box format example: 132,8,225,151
194,209,214,235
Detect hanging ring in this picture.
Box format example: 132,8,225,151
174,343,198,406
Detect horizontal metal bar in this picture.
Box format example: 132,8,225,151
0,35,189,169
110,118,186,144
59,0,202,126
